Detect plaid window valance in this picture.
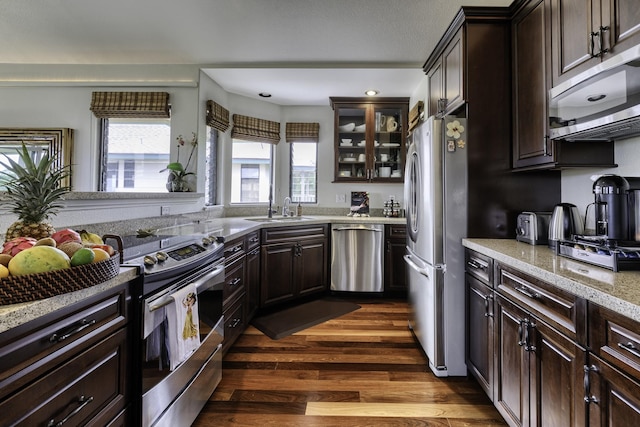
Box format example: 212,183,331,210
90,92,170,118
285,122,320,143
206,100,230,132
231,114,280,144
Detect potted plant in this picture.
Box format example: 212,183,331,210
161,132,197,192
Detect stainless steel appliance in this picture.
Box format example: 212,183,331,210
403,115,467,377
516,212,551,245
593,174,633,241
330,223,384,293
549,44,640,142
548,203,583,251
115,224,225,427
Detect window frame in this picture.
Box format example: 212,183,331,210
289,141,318,204
230,138,274,204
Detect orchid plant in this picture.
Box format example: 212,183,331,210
161,132,197,191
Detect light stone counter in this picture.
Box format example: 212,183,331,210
463,238,640,322
0,215,404,334
0,266,139,334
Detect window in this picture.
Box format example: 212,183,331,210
290,142,317,203
230,140,273,203
204,126,219,206
99,118,171,192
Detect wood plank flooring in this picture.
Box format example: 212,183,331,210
193,299,507,427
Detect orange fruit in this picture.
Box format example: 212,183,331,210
91,248,111,263
0,264,9,278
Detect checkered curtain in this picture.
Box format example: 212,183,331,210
285,122,320,143
90,92,170,118
206,100,230,132
231,114,280,144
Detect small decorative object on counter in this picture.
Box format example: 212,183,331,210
349,191,370,217
297,202,302,216
383,195,402,218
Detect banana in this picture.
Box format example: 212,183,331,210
79,230,104,245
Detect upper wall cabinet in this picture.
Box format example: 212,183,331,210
511,0,617,171
425,28,464,118
330,97,408,183
550,0,640,85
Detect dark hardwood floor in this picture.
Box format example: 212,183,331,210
193,299,507,427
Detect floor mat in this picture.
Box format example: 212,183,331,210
251,297,361,340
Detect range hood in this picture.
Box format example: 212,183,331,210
549,44,640,142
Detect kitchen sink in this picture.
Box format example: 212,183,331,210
247,216,313,223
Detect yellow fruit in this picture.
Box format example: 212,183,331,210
91,248,111,263
80,230,104,245
8,246,71,276
70,248,95,266
0,264,9,278
34,237,57,247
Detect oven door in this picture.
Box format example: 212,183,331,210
141,261,225,427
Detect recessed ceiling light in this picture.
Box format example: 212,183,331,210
365,90,379,96
259,92,272,98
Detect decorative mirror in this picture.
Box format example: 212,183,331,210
0,128,73,188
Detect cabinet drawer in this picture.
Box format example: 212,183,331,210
0,285,128,400
386,224,406,239
223,255,245,308
262,224,328,244
465,249,493,285
496,263,586,343
0,328,128,427
589,303,640,382
223,293,246,353
224,236,245,265
245,230,260,251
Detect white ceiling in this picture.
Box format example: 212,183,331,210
0,0,513,105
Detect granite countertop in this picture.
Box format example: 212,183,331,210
463,238,640,323
0,215,404,333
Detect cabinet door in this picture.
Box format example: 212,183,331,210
550,0,600,85
466,274,494,400
513,0,553,169
602,0,640,57
530,319,587,427
245,246,261,319
334,103,368,181
495,294,530,427
426,60,444,117
260,243,295,307
296,239,328,296
442,28,464,114
373,104,406,181
385,238,407,293
587,355,640,426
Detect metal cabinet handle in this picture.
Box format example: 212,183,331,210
483,294,494,318
467,258,488,271
524,320,536,352
518,320,525,347
228,277,241,287
515,286,540,300
229,318,242,328
590,31,599,58
47,395,94,426
49,319,97,343
599,26,609,56
618,341,640,358
225,244,243,255
583,365,599,404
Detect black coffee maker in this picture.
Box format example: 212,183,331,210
593,175,638,242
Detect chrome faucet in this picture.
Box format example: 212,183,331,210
282,196,292,217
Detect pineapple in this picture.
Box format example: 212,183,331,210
0,143,70,241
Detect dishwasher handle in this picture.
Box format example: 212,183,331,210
333,226,383,232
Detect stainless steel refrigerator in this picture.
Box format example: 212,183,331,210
403,115,467,377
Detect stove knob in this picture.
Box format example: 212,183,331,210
202,237,211,246
143,255,157,266
156,251,168,262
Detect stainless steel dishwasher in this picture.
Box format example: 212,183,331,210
331,223,384,292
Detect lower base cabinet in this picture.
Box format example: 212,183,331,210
385,224,407,294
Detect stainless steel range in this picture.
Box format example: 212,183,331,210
108,224,226,427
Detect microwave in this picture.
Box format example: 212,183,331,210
549,44,640,141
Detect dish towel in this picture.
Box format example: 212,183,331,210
165,283,201,371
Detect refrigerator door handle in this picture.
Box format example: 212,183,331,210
404,254,430,279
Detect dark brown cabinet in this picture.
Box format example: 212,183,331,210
245,231,261,320
425,28,464,117
384,224,407,294
0,281,133,426
223,235,247,353
465,249,495,400
330,97,408,183
511,0,616,171
260,224,329,308
550,0,640,86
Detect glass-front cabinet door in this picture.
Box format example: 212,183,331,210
330,97,408,183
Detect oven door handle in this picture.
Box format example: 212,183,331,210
147,264,225,312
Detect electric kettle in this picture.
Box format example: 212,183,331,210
548,203,583,252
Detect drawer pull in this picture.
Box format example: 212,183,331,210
583,365,599,404
228,318,242,328
49,319,97,343
518,320,525,347
515,286,540,300
483,294,494,318
47,395,94,426
467,258,488,271
228,277,241,287
225,244,243,255
618,341,640,358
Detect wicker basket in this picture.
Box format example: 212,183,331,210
0,254,121,305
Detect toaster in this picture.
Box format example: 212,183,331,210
516,212,552,245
